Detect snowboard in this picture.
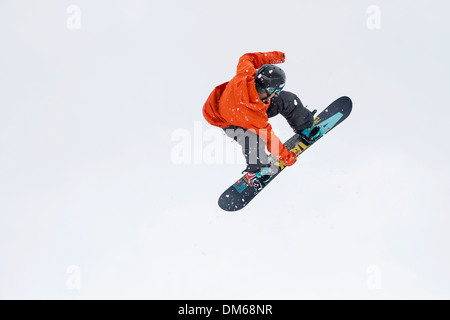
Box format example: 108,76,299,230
218,96,353,212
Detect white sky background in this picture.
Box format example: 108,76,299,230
0,0,449,299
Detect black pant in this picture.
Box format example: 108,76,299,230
223,126,269,173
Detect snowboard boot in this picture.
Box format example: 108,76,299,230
256,164,277,183
242,164,275,184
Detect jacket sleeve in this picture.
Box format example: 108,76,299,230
236,51,285,75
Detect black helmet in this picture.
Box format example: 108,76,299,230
255,64,286,93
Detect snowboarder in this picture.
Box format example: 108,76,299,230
203,51,318,177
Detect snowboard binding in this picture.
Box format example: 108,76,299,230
242,164,275,184
255,165,274,183
300,125,322,142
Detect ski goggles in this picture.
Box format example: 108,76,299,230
265,87,283,94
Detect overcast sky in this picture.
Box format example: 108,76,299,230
0,0,449,299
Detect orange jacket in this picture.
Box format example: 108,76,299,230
203,51,293,164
